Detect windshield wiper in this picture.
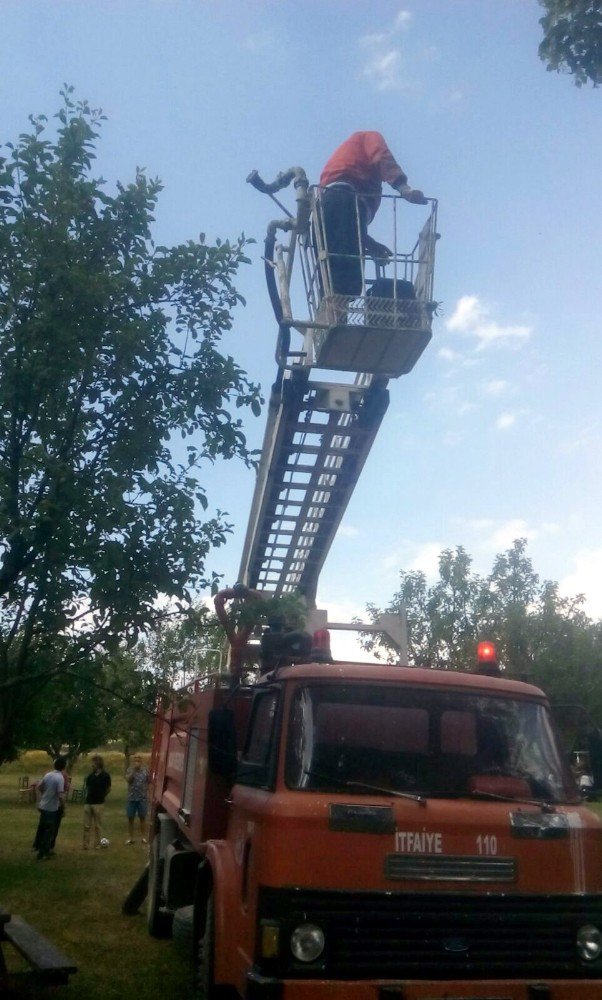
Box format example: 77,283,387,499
465,788,556,810
303,768,426,804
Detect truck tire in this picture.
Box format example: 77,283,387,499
172,905,195,962
195,892,237,999
147,837,172,938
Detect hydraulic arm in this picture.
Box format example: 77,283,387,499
241,167,438,605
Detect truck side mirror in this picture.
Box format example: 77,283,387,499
208,708,238,780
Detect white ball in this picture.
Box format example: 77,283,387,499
100,838,110,847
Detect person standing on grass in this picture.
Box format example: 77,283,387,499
33,756,67,860
125,753,149,844
83,754,112,850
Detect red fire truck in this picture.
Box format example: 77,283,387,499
143,172,602,998
148,615,602,999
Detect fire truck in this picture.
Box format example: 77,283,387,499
144,169,602,999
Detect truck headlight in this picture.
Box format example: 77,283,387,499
577,924,602,961
290,923,325,962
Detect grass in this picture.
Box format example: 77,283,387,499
0,752,192,999
3,753,600,999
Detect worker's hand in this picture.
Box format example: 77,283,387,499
401,187,428,205
364,236,392,260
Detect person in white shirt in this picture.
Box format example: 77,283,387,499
34,756,67,860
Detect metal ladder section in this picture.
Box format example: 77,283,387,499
238,368,389,603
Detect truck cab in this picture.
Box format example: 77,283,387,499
149,657,602,999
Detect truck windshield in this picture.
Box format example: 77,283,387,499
285,683,578,803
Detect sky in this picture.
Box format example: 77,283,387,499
1,1,601,653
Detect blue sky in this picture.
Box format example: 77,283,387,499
2,1,601,644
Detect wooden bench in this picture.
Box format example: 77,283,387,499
1,914,77,987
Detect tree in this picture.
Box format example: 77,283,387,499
19,656,112,767
133,602,227,691
538,0,602,87
18,648,161,768
0,90,262,764
98,651,159,767
363,539,602,726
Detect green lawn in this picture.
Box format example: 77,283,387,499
3,754,601,999
0,753,192,999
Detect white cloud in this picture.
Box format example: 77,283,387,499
359,8,416,92
496,411,516,430
452,516,496,532
560,421,601,454
446,295,484,333
438,346,460,362
483,379,508,397
541,521,561,535
442,430,466,446
395,9,413,28
463,518,561,553
378,539,443,580
362,50,406,92
408,542,442,578
423,384,477,418
560,549,602,619
446,295,532,350
484,519,535,550
360,31,388,48
381,545,410,573
444,88,464,105
338,524,359,538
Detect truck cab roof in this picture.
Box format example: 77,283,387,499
263,660,547,701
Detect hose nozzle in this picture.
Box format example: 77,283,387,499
246,170,270,193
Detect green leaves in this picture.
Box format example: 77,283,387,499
365,539,602,724
0,93,264,762
538,0,602,87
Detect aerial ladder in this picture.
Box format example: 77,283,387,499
238,166,438,633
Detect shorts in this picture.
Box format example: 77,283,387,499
126,799,148,819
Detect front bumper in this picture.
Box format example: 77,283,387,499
246,973,602,999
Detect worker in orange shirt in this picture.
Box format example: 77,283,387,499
319,131,427,296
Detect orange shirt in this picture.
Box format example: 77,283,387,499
320,131,407,221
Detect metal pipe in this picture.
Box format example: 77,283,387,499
275,244,292,322
247,166,308,196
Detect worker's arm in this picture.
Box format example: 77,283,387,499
362,132,427,204
362,131,408,188
364,234,392,260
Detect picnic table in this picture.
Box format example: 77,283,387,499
0,901,77,990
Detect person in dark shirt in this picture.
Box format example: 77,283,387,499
83,755,111,849
318,131,427,295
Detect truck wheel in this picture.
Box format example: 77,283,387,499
172,904,195,961
195,892,237,999
147,837,172,938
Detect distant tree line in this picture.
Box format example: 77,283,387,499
21,539,602,767
18,602,226,768
363,538,602,735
